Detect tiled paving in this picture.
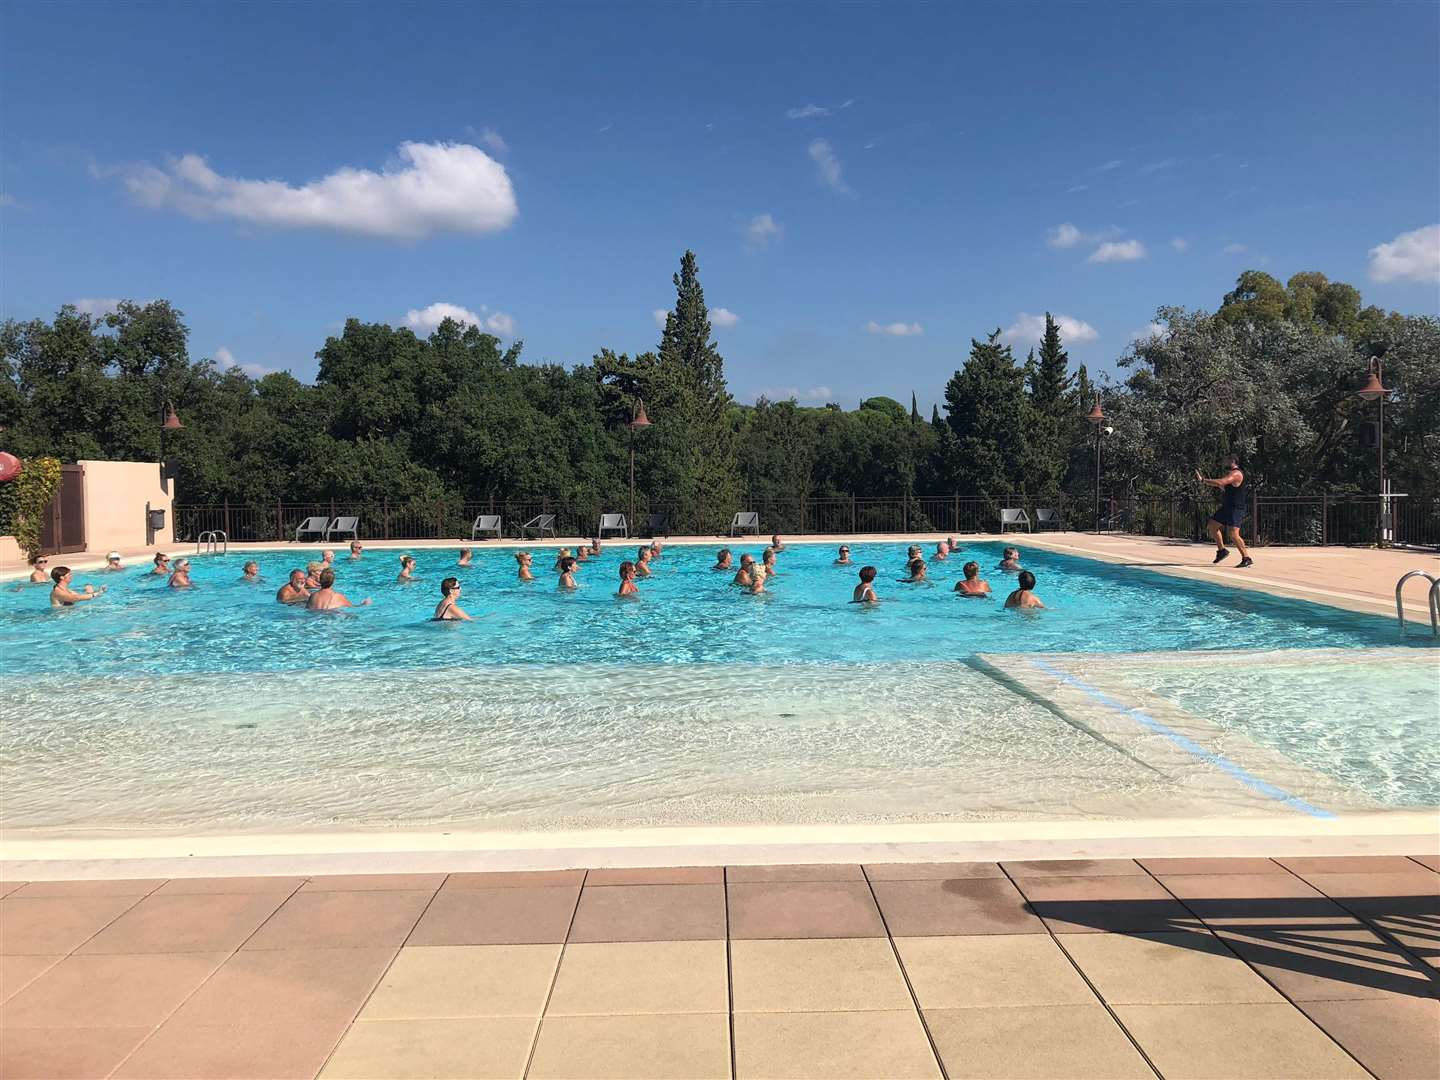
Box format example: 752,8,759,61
0,857,1436,1079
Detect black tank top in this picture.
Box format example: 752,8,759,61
1220,474,1245,513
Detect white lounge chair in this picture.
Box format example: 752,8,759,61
999,509,1031,533
730,511,760,536
1035,507,1065,531
294,515,329,542
521,513,557,538
325,516,360,541
471,514,503,540
598,513,628,538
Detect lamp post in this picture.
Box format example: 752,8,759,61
1086,396,1105,534
1356,359,1392,547
626,398,652,531
160,401,183,494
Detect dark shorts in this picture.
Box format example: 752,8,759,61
1210,506,1246,529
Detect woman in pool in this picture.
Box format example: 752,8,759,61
852,565,879,603
1004,570,1045,609
634,546,652,577
397,555,417,582
305,561,324,589
515,550,534,581
997,547,1022,572
834,545,852,565
557,556,578,590
931,542,948,563
648,541,662,561
901,557,927,583
458,547,473,567
554,548,572,571
49,566,105,607
713,548,733,570
747,563,768,595
946,537,959,555
307,567,370,610
732,553,756,587
590,538,603,557
434,577,472,621
617,560,639,597
151,552,171,576
954,561,991,597
321,549,335,567
349,540,364,560
168,558,194,589
761,548,779,577
28,557,49,583
241,561,260,582
574,545,589,564
103,552,125,572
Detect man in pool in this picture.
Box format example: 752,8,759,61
151,552,170,576
931,541,948,563
516,550,535,581
946,537,959,554
307,567,370,610
1004,570,1045,609
769,533,785,553
954,561,991,597
434,577,472,620
617,560,639,597
997,547,1021,571
733,553,756,587
321,549,335,567
27,557,49,583
50,566,106,607
852,565,879,603
713,548,733,570
902,557,928,583
276,569,310,604
103,551,125,572
349,540,364,560
458,547,473,566
634,546,652,577
1197,454,1253,568
834,545,852,565
397,555,416,582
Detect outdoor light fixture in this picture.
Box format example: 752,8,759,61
161,402,185,430
160,401,183,492
1087,397,1106,535
626,397,652,530
1355,359,1393,547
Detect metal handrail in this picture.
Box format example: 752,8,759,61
196,529,228,556
1394,569,1439,637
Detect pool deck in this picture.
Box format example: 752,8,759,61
2,856,1435,1079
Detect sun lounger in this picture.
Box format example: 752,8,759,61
598,513,628,538
324,516,360,541
471,514,503,540
522,513,557,538
294,515,330,542
1035,507,1065,531
644,512,670,538
730,511,760,536
999,508,1031,533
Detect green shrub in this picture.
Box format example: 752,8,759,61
0,457,62,562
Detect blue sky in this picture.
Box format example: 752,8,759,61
3,0,1438,411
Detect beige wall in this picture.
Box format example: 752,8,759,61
77,460,173,553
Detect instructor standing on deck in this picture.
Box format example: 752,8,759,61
1197,454,1253,568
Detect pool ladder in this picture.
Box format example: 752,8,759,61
196,530,228,556
1394,569,1439,637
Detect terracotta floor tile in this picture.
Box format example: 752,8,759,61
1215,923,1438,1002
0,1026,152,1079
1411,855,1440,873
1014,873,1176,902
1060,930,1283,1004
1277,855,1432,876
407,885,579,945
0,955,62,1004
442,870,585,889
726,864,865,883
1297,871,1440,900
926,1004,1152,1079
1,951,227,1028
0,882,26,900
1113,1002,1370,1078
894,934,1096,1008
733,1010,941,1079
728,881,885,939
584,866,723,885
10,879,164,898
863,862,1004,881
568,883,725,943
359,944,559,1018
77,891,287,954
529,1013,730,1079
873,878,1045,937
301,873,447,892
1158,871,1330,901
0,895,141,955
169,946,396,1027
546,940,728,1015
1295,996,1440,1080
1001,859,1144,877
731,937,912,1012
153,876,306,895
1014,875,1197,934
1364,912,1439,968
113,1018,349,1079
1137,857,1283,875
321,1017,537,1079
241,889,432,950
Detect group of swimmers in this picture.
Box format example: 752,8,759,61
836,539,1042,609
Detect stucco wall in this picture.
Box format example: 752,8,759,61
77,460,173,553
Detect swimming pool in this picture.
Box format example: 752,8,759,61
1,541,1434,833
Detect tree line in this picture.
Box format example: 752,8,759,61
2,252,1436,534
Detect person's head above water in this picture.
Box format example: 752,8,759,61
288,569,306,587
1017,570,1036,591
560,556,576,572
837,545,850,557
1003,547,1019,560
858,565,877,583
963,561,980,579
350,540,362,553
318,567,336,589
740,553,755,566
154,552,169,565
618,560,635,579
908,557,926,576
440,576,460,596
50,566,71,584
243,560,258,575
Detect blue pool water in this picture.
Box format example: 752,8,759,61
0,541,1416,676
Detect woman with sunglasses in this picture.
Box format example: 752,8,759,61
49,566,106,607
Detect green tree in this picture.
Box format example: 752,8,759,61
943,331,1036,498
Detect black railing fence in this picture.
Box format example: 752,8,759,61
173,491,1440,548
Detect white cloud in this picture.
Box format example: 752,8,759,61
476,127,508,154
865,320,924,337
756,386,834,403
405,301,515,336
786,103,830,119
1368,224,1440,284
1047,223,1084,248
1089,239,1147,263
808,138,851,195
1097,159,1124,172
71,298,125,317
1222,242,1247,255
709,307,740,329
1130,322,1167,342
744,212,782,250
1000,313,1099,346
1141,158,1179,174
1170,236,1189,252
117,141,518,240
652,308,669,329
213,345,274,378
1065,184,1088,193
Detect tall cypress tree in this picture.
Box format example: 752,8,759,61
1030,313,1074,417
942,330,1036,499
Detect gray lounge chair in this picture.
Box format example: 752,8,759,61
294,515,330,542
1035,507,1065,531
644,512,670,538
471,514,503,540
999,508,1031,533
521,513,557,538
325,515,360,541
730,511,760,536
598,513,628,538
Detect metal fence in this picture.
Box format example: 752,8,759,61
173,492,1440,548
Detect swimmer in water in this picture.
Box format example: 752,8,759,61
168,558,194,588
50,566,105,607
590,537,603,557
902,557,927,583
554,548,572,571
931,542,948,563
516,550,534,581
28,557,49,583
617,560,639,597
557,556,578,590
434,576,471,620
304,561,324,589
1004,569,1045,609
634,546,652,577
277,569,310,604
997,547,1022,572
321,549,335,567
954,560,991,597
761,548,779,577
458,547,473,567
946,537,959,555
748,563,768,595
733,553,756,587
152,553,171,576
574,545,589,564
834,545,852,565
103,552,125,572
769,533,785,553
852,565,879,604
241,560,260,582
307,567,370,610
397,555,416,582
648,541,661,561
349,540,364,560
713,548,733,571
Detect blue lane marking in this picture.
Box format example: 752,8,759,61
1029,659,1337,819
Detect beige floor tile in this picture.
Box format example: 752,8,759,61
1114,1002,1371,1079
0,954,62,1004
359,944,560,1019
546,940,728,1015
863,862,1004,881
1296,996,1440,1080
727,864,865,882
528,1013,730,1079
1061,930,1284,1004
321,1017,537,1079
241,889,433,950
114,1017,350,1078
584,867,723,885
734,1010,941,1079
894,934,1096,1009
731,937,913,1013
1,951,228,1028
168,946,397,1028
926,1004,1152,1079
